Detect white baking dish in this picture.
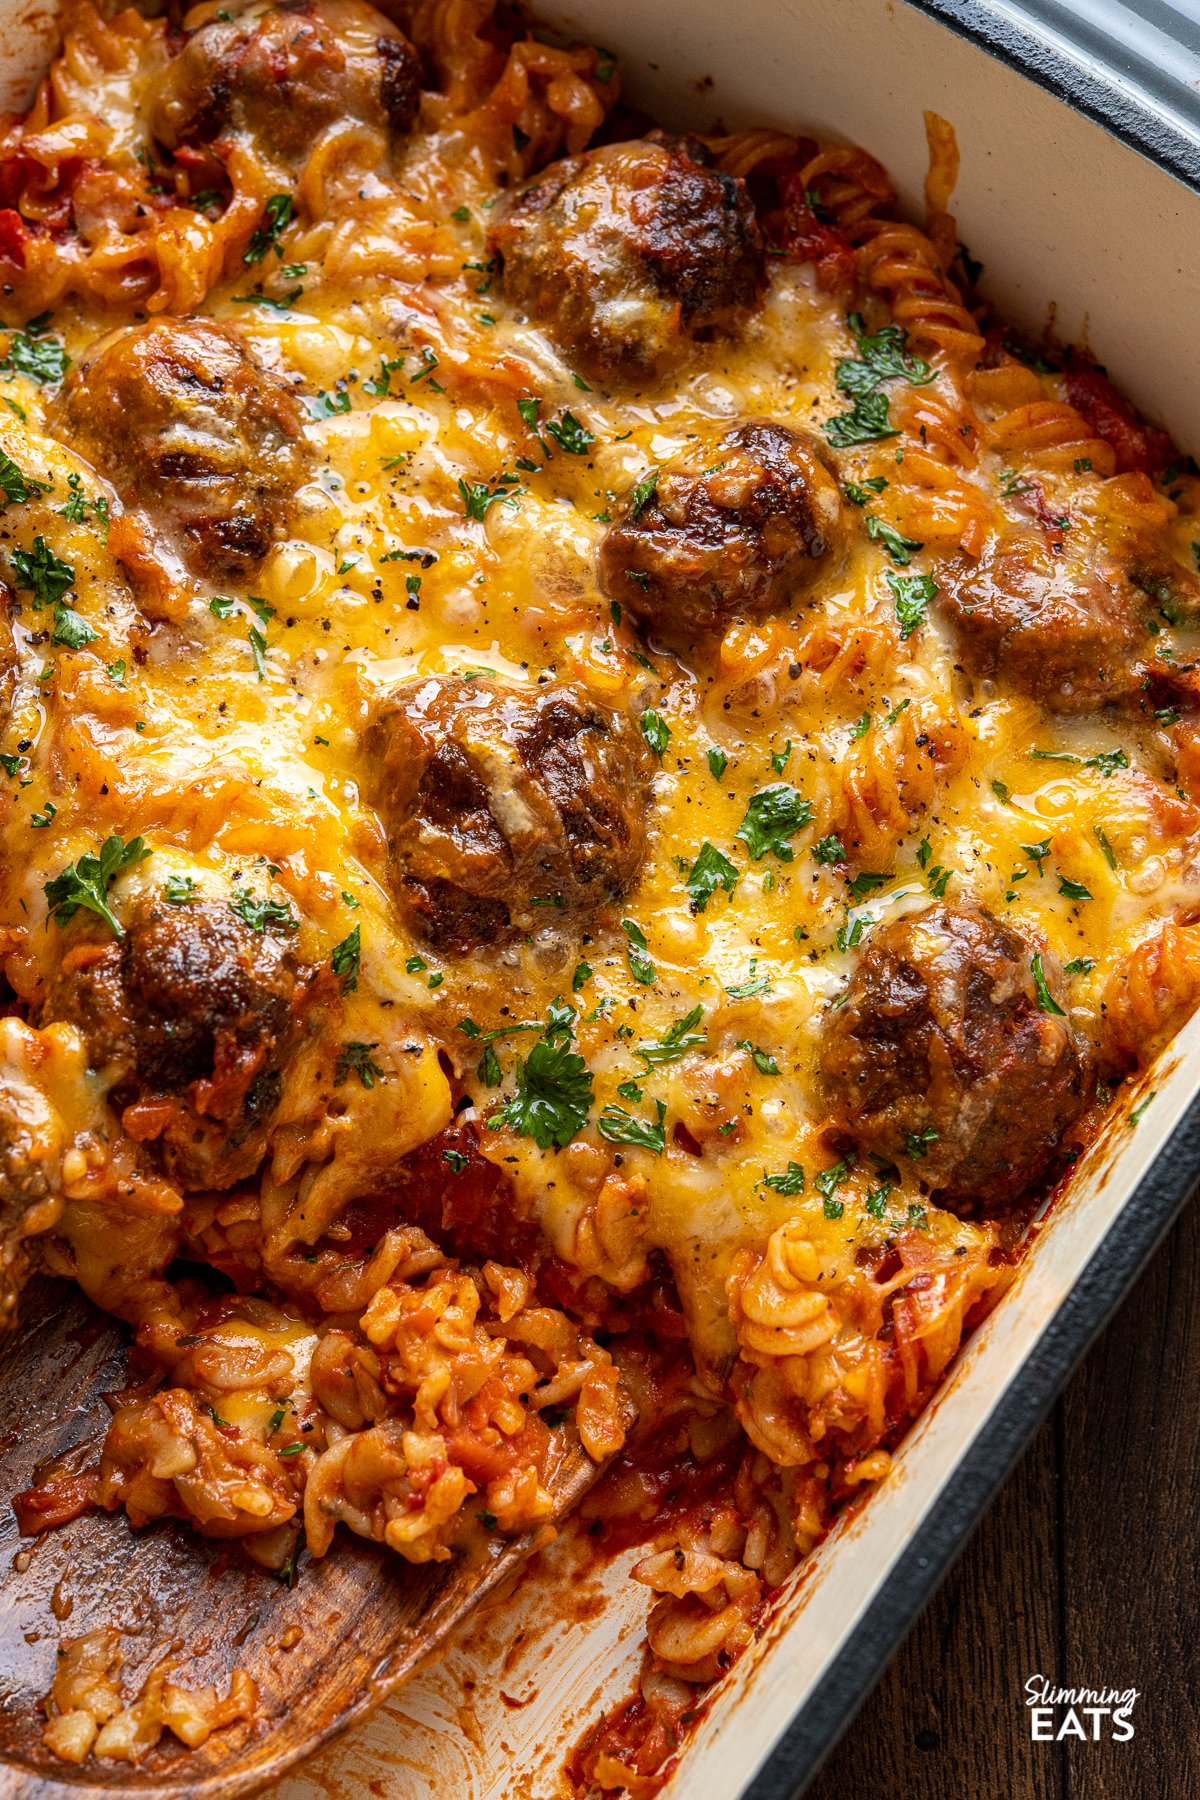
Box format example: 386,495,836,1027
4,2,1200,1796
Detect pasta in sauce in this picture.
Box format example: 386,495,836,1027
1,0,1198,1782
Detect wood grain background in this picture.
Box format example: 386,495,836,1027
806,1190,1200,1800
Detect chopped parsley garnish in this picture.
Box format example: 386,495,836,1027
546,410,594,455
635,1005,705,1070
51,604,96,649
244,193,295,264
846,870,890,901
991,779,1010,804
1094,826,1118,869
812,834,845,865
248,626,269,681
683,841,739,913
230,890,298,934
309,386,352,419
58,470,108,526
164,874,198,905
0,451,47,511
597,1098,667,1154
737,1040,779,1076
1029,746,1128,776
770,740,792,774
865,1182,892,1219
44,834,150,937
491,1037,594,1148
231,289,302,314
825,316,930,446
331,924,361,990
629,468,660,518
707,747,728,781
1031,952,1065,1017
762,1161,805,1195
866,515,923,566
724,959,771,999
824,389,899,447
1128,1091,1156,1127
844,476,888,506
409,347,441,386
335,1041,385,1088
517,394,544,441
1063,957,1096,975
815,1157,853,1210
621,918,656,984
477,1044,502,1087
572,960,592,993
736,783,813,862
2,320,68,385
640,709,670,758
905,1127,939,1159
1086,748,1129,776
887,570,937,638
443,1147,470,1171
458,471,523,520
12,536,74,608
363,355,405,396
838,314,934,390
30,801,55,828
1058,875,1092,902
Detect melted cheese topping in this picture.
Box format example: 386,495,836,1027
1,5,1198,1396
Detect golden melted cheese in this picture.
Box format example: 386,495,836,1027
2,4,1199,1395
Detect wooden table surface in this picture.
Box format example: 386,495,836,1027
806,1187,1200,1800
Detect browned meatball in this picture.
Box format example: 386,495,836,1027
599,421,844,645
149,0,421,170
487,137,766,383
43,897,311,1190
819,901,1092,1212
938,532,1200,714
53,318,311,583
366,677,652,952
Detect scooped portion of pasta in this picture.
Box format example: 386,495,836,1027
2,0,1198,1782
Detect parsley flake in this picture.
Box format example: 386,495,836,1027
597,1098,667,1154
491,1038,594,1148
684,841,739,913
335,1041,385,1088
1031,952,1066,1016
331,924,361,990
44,835,151,937
736,783,813,862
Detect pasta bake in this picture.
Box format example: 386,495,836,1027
0,0,1198,1784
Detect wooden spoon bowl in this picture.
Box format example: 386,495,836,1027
0,1276,615,1798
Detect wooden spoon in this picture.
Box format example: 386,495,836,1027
0,1275,621,1798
